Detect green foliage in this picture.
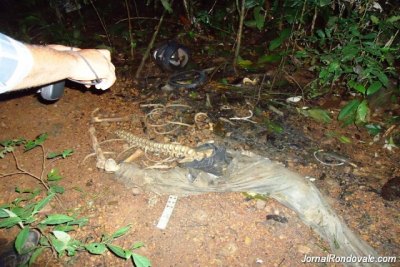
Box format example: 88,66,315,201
269,29,291,51
0,135,150,266
325,131,352,144
298,108,332,124
300,1,399,126
25,133,48,151
337,99,370,127
0,138,25,158
160,0,172,13
365,124,382,136
244,0,267,30
47,149,74,159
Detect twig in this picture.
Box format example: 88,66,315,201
115,17,180,25
310,5,317,34
135,10,166,79
88,126,107,169
254,74,267,106
383,125,397,138
91,116,132,123
229,110,257,124
89,0,112,47
124,0,134,58
313,150,358,168
0,148,66,208
233,0,246,75
82,152,116,165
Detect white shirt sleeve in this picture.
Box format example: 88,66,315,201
0,33,33,93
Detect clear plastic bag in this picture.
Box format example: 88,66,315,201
115,150,383,266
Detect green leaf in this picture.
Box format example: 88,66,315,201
328,61,340,73
365,124,382,136
47,149,74,159
33,193,55,215
306,109,332,124
49,185,65,194
54,225,76,232
317,30,325,40
371,69,388,86
160,0,172,13
132,241,145,249
237,57,253,68
257,54,281,64
370,15,379,24
294,50,308,58
50,235,67,255
53,230,71,243
85,243,107,255
338,99,360,121
24,133,48,151
0,138,25,148
269,29,290,51
367,81,382,96
29,247,45,266
0,216,22,228
47,169,62,182
244,20,257,28
362,33,377,40
111,225,131,239
348,80,366,94
269,37,282,51
253,6,264,30
132,253,152,267
0,209,9,218
355,100,369,124
318,0,331,7
107,244,131,259
40,214,74,225
338,135,352,144
386,16,400,24
263,120,284,133
15,227,30,254
67,217,89,227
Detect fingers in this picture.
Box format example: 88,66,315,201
69,48,116,89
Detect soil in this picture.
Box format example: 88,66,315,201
0,71,399,267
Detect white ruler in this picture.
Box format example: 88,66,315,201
156,195,178,230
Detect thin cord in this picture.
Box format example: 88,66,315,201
68,52,102,85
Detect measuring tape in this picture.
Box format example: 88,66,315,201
156,195,178,230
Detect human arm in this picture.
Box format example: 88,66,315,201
0,33,116,93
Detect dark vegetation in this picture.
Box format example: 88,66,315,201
2,0,399,135
0,0,399,266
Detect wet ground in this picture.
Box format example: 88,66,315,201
0,68,399,266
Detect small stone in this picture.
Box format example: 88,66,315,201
256,199,266,210
220,242,238,257
244,236,252,245
131,187,142,195
297,245,312,254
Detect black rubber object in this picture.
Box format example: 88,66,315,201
153,40,189,71
38,81,65,101
168,70,206,89
182,143,231,177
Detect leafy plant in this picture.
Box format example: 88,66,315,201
0,135,151,266
304,3,399,126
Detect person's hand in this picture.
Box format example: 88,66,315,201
48,45,116,90
72,49,116,90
